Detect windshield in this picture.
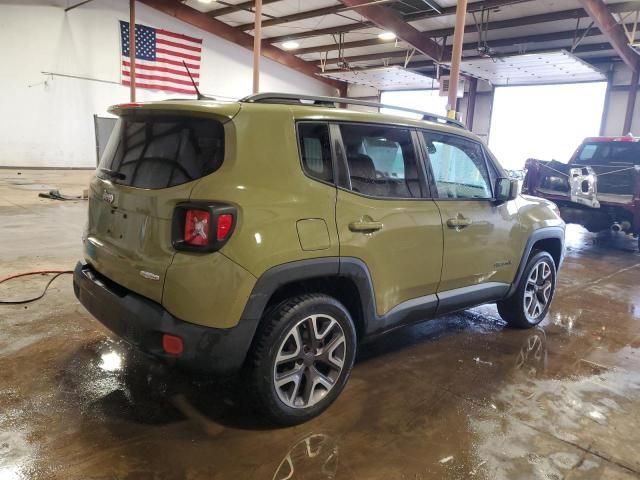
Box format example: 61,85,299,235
97,114,224,189
574,142,640,165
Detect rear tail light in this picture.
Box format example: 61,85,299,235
185,209,210,246
172,202,236,252
217,213,233,241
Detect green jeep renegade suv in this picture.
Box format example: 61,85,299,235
74,93,565,424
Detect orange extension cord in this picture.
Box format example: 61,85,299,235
0,270,73,304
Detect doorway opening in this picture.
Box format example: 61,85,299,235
488,82,608,170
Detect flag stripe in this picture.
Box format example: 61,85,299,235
128,57,200,73
156,35,201,53
122,71,197,86
157,28,202,44
156,37,201,53
156,47,201,62
156,43,202,58
123,80,196,95
122,61,199,78
153,57,200,70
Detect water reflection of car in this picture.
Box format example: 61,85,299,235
273,433,339,480
513,329,547,377
523,136,640,251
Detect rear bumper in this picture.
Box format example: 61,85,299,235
73,261,254,374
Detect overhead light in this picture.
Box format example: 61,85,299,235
378,31,396,41
282,41,300,50
198,0,215,4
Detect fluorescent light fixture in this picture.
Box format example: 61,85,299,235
282,40,300,50
198,0,215,4
378,31,396,41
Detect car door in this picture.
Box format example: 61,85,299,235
419,130,521,313
334,122,443,330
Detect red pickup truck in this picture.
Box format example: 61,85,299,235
523,136,640,251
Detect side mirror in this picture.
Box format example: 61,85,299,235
495,177,518,202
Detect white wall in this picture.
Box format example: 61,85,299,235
0,0,335,168
600,62,640,136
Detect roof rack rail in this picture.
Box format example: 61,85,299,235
240,92,466,129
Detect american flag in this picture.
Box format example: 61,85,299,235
119,21,202,95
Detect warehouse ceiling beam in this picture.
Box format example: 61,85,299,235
239,4,342,31
237,1,399,31
266,0,532,44
336,0,448,62
209,0,282,18
138,0,345,90
64,0,96,12
314,24,619,66
577,0,640,71
295,2,640,56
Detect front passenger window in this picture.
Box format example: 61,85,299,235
340,124,423,199
422,132,492,199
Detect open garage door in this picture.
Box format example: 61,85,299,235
488,82,608,170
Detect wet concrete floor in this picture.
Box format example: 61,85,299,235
1,169,640,479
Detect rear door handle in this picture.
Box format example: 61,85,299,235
349,221,383,233
446,216,472,229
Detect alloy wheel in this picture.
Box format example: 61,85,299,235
523,260,553,322
273,314,346,409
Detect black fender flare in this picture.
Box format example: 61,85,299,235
505,226,565,299
236,257,377,355
238,256,435,346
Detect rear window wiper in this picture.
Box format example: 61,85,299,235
99,168,126,180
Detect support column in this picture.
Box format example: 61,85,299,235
466,76,478,131
623,67,639,135
447,0,468,119
129,0,136,102
253,0,263,94
599,67,613,136
338,83,348,108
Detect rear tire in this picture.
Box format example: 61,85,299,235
497,250,556,329
247,294,357,425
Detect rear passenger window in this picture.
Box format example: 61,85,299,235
422,132,492,199
298,123,333,183
339,124,423,199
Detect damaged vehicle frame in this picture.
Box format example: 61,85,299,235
523,136,640,250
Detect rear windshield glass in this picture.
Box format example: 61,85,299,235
575,142,640,165
97,115,224,189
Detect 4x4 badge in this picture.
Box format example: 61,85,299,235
102,191,115,204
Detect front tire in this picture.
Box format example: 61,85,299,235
247,294,357,425
497,250,557,329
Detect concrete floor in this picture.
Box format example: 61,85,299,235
1,169,640,480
